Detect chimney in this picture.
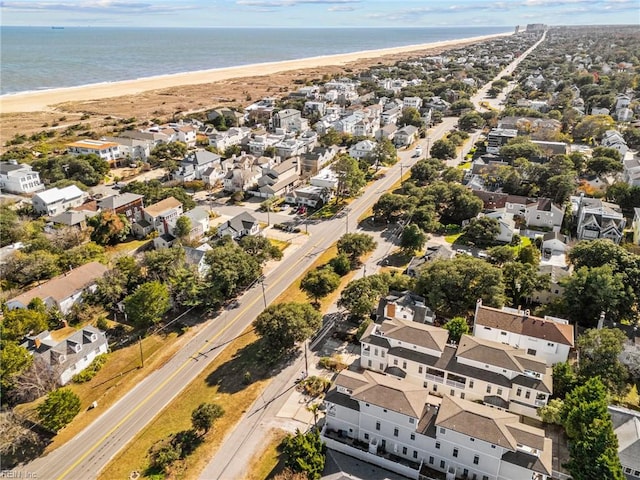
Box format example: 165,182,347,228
597,311,605,330
386,303,396,319
35,338,41,349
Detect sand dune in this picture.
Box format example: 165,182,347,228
0,32,511,114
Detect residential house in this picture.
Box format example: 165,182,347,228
304,101,327,117
472,191,565,231
349,139,377,160
423,96,451,112
247,134,282,156
406,244,454,278
403,96,423,110
486,129,518,154
0,161,43,194
300,146,338,177
120,129,171,147
50,210,97,231
541,231,570,259
184,244,213,276
623,157,640,187
21,326,108,385
285,185,331,208
531,140,570,158
394,125,419,148
483,211,517,243
66,139,121,163
180,207,209,240
132,197,183,238
217,212,260,239
376,291,435,325
323,375,553,480
253,158,300,198
634,208,640,245
608,405,640,480
381,104,402,126
206,107,244,127
98,193,144,223
207,127,251,152
617,108,634,122
104,136,154,164
272,109,307,133
376,124,398,142
7,262,108,315
32,185,87,216
571,194,626,244
173,149,221,182
310,167,339,189
275,139,306,159
615,93,632,111
473,301,574,365
601,129,629,157
533,264,571,305
223,165,262,193
360,321,552,419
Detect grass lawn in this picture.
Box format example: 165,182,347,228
99,328,271,480
269,238,291,253
245,428,288,480
620,384,640,407
445,233,463,244
457,161,472,170
29,329,194,455
105,238,150,258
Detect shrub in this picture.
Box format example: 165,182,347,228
72,354,108,383
318,355,347,372
298,376,331,396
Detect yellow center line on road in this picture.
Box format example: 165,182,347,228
57,240,322,480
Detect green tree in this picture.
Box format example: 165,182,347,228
398,107,424,128
0,342,33,392
422,181,483,224
124,281,170,328
487,245,517,265
572,115,616,142
586,156,623,176
143,247,185,283
319,129,341,147
238,235,283,263
577,328,630,397
168,266,204,309
561,265,628,327
430,139,456,160
443,317,469,344
332,155,366,200
415,256,505,316
500,139,543,161
254,303,322,358
173,215,192,240
400,224,427,254
1,309,50,342
328,253,352,276
88,211,131,245
300,267,341,305
410,158,444,185
37,388,81,432
538,398,564,425
552,362,577,400
517,244,540,266
2,250,61,287
149,141,187,165
502,261,549,306
281,429,326,480
457,111,485,131
366,138,397,169
372,193,414,223
336,233,377,267
462,216,500,247
338,274,389,320
191,403,224,435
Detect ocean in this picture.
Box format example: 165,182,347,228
0,26,511,96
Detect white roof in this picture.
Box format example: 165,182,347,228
34,185,84,204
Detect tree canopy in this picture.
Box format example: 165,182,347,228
576,328,630,397
336,233,377,267
338,274,390,320
254,303,322,358
300,267,341,305
124,281,171,328
281,429,326,480
37,388,81,432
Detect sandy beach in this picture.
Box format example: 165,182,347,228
0,32,510,114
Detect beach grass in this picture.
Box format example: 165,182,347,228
245,428,288,480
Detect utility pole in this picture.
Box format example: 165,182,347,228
138,336,144,368
260,278,267,309
304,340,309,377
345,209,349,234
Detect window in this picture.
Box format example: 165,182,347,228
460,393,465,399
440,460,445,469
525,391,531,399
393,359,398,366
500,331,507,336
368,359,372,367
469,380,474,388
402,446,407,455
402,361,407,369
418,366,423,374
440,427,445,434
381,350,385,358
376,421,380,431
383,409,387,413
429,456,434,465
547,342,554,347
483,476,489,480
380,363,384,369
497,388,503,396
435,442,440,449
491,444,496,449
393,427,399,437
364,433,369,440
365,403,370,407
450,389,455,396
486,385,492,394
473,455,479,465
516,388,522,396
463,469,469,477
374,348,378,355
409,417,415,424
433,384,438,392
453,448,459,458
410,433,415,441
527,348,537,355
413,450,418,459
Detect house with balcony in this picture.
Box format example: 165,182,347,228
359,319,552,420
103,136,154,164
32,185,87,216
473,301,574,365
207,127,252,152
0,161,44,194
486,129,518,155
173,149,221,182
66,139,121,163
132,196,183,238
323,369,553,480
403,97,423,110
571,194,626,244
7,262,108,315
272,109,307,133
21,326,108,386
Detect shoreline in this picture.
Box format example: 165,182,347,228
0,31,511,114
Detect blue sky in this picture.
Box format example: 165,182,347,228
1,0,638,27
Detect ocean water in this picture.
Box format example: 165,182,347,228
0,26,511,95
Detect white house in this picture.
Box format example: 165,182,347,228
32,185,87,216
7,262,108,315
208,127,251,152
180,207,209,240
349,139,377,160
66,139,121,162
132,197,183,238
608,405,640,480
323,370,553,480
623,157,640,187
403,96,423,110
0,161,44,194
571,194,626,244
173,149,221,182
473,301,574,365
394,125,419,147
376,290,435,324
483,211,517,243
183,244,213,276
601,129,629,156
285,185,331,208
21,326,108,386
310,167,339,189
103,136,154,163
217,212,260,239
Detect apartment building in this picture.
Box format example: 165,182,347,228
323,368,553,480
360,319,552,420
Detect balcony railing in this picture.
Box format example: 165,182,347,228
425,373,444,384
445,379,465,390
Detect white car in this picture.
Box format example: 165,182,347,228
413,147,423,158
